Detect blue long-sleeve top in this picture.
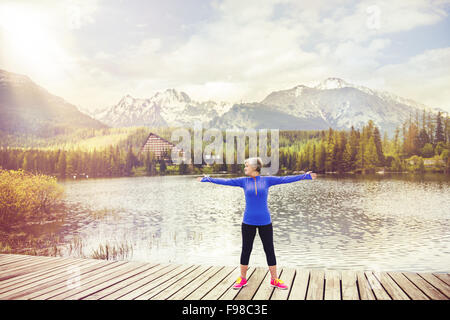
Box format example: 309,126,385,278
200,173,312,225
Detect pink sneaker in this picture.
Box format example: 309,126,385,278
270,278,288,290
232,276,247,289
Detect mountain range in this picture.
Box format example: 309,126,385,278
0,68,443,139
85,77,442,137
0,69,107,137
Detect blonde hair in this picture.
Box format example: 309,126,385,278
245,157,263,173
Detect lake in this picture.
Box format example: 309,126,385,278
58,173,450,273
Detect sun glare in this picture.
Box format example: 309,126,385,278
0,3,68,79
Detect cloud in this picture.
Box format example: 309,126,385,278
1,0,449,112
373,47,450,110
65,0,98,30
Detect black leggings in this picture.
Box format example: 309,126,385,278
240,222,276,266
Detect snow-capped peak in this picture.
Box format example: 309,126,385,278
294,85,307,97
314,77,378,96
314,77,352,90
89,87,234,129
118,94,135,106
153,88,191,104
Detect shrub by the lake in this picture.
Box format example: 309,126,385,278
0,168,65,226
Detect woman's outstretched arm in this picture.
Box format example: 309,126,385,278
197,174,245,187
266,171,315,186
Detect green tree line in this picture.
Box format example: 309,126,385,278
1,112,449,177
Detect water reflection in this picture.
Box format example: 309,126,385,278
58,174,450,272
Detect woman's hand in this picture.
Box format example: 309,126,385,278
196,176,203,182
306,171,317,179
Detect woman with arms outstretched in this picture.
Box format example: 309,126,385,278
196,157,317,290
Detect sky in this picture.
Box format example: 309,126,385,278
0,0,449,113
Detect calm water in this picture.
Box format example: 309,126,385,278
58,173,450,272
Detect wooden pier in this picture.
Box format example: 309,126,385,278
0,253,448,300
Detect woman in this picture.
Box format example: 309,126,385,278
196,157,317,290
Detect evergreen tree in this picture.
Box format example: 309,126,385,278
373,126,384,166
124,146,135,176
417,128,430,150
220,151,227,172
145,151,156,175
311,144,317,172
435,111,445,145
325,128,337,172
179,161,187,175
427,111,435,144
444,113,449,143
364,136,378,169
356,140,365,170
336,131,346,173
348,126,359,170
160,150,167,174
316,142,326,173
342,142,352,172
393,127,400,154
382,131,389,155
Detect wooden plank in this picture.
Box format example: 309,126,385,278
0,254,68,265
132,265,200,300
151,265,213,300
233,267,267,300
306,269,324,300
433,273,450,286
252,268,278,300
132,265,199,300
0,258,89,292
201,267,239,300
26,260,131,300
0,259,98,293
0,257,81,287
0,255,35,266
364,271,391,300
324,269,341,300
47,261,150,300
416,273,450,299
288,268,309,300
0,255,20,263
0,256,76,281
0,258,98,295
76,264,178,300
356,271,375,300
82,263,169,300
0,255,57,274
218,267,256,300
98,264,175,300
372,271,409,300
0,254,65,268
387,272,429,300
402,272,448,300
0,253,40,260
61,262,160,300
167,266,224,300
116,264,185,300
0,259,109,299
184,266,236,300
341,270,359,300
271,268,296,300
